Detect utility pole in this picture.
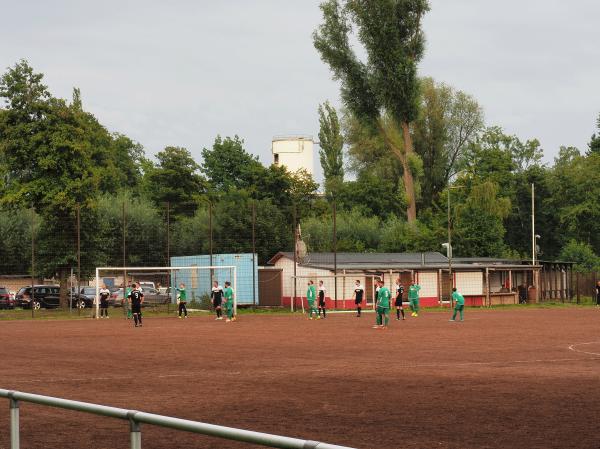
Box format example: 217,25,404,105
333,200,338,309
31,207,35,319
251,201,257,306
292,204,297,312
77,204,81,317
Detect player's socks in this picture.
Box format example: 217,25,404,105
133,314,138,326
396,309,400,319
323,309,326,318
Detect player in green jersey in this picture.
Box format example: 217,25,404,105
450,288,465,321
223,281,236,322
372,280,391,329
408,280,421,317
176,283,188,319
306,280,318,319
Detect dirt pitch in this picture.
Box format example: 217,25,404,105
1,308,599,449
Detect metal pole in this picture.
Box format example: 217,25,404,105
292,204,297,312
129,414,141,449
123,201,127,313
251,201,257,306
166,202,170,314
77,204,81,317
9,393,19,449
31,207,35,319
209,201,213,281
333,200,337,309
531,183,535,266
70,267,73,314
448,188,454,308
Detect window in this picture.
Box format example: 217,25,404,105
274,153,279,164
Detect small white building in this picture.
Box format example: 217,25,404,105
272,135,314,175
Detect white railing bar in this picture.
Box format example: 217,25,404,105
0,389,355,449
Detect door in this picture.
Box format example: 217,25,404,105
258,269,282,306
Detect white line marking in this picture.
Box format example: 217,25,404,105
567,341,600,357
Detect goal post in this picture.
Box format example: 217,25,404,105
94,266,237,318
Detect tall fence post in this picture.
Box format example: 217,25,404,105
208,201,213,282
251,201,257,306
128,412,141,449
332,200,337,309
30,207,35,319
77,204,82,317
576,271,580,304
9,392,19,449
166,202,170,314
292,204,297,312
122,201,127,316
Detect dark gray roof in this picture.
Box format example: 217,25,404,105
268,252,448,266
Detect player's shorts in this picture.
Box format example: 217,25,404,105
213,299,222,308
131,304,142,314
376,306,389,314
318,299,326,307
394,297,403,307
454,304,464,311
354,297,363,305
100,300,108,308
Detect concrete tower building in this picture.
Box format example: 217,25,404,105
271,135,314,175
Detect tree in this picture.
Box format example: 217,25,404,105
413,78,483,208
0,61,105,305
201,135,262,192
559,241,600,273
453,182,511,257
145,146,205,217
313,0,430,223
317,101,344,194
588,113,600,155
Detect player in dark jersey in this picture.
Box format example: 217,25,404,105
394,278,405,320
99,284,110,318
352,280,364,317
317,280,327,318
127,283,144,327
211,281,223,320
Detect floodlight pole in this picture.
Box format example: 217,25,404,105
292,204,297,312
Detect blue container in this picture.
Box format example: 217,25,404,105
170,254,258,305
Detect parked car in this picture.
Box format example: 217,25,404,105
16,285,92,310
139,281,155,291
0,286,15,309
110,287,170,307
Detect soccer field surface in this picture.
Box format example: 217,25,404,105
0,309,599,449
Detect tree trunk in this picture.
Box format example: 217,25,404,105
401,121,417,223
59,268,69,308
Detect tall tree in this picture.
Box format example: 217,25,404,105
317,101,344,194
145,146,205,217
588,113,600,155
313,0,430,223
413,77,483,208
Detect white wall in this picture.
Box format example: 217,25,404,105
272,138,314,175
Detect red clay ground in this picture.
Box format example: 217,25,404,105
1,308,599,449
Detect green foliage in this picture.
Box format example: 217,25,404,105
318,101,344,193
413,77,483,208
145,146,205,217
559,240,600,273
379,216,441,252
588,113,600,155
0,208,34,274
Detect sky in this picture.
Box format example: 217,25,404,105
1,0,599,179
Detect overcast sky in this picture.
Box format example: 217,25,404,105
2,0,599,178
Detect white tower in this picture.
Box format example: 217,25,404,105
272,135,314,175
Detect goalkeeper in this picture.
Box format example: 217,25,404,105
223,281,236,322
450,288,465,321
306,280,318,319
176,283,188,319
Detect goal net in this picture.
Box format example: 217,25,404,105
93,266,237,317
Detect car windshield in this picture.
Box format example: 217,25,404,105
83,288,96,294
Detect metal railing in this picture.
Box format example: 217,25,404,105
0,389,355,449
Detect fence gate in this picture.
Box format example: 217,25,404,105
258,268,283,306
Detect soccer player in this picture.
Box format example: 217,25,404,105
394,278,405,321
306,280,318,319
372,280,391,329
450,287,465,321
352,280,364,317
223,281,236,322
128,283,144,327
408,279,421,317
211,281,223,320
99,284,110,319
176,283,188,319
317,280,327,318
